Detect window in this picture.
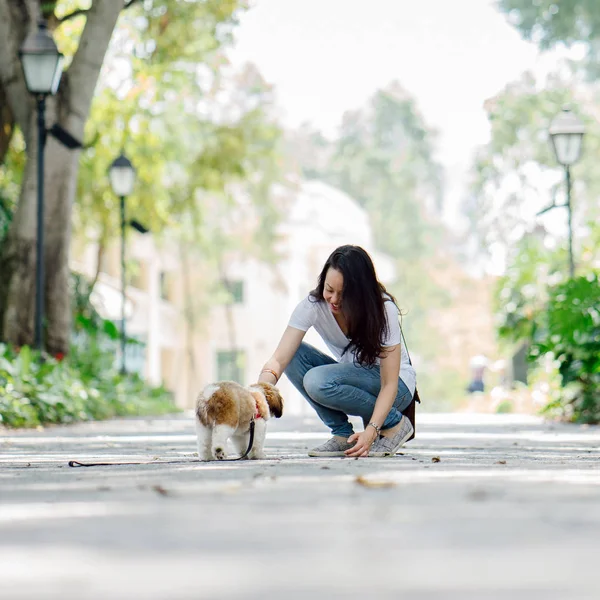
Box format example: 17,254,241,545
222,279,244,304
216,350,245,384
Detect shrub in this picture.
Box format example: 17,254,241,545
0,343,177,428
529,274,600,423
0,273,178,428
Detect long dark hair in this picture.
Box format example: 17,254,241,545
310,245,399,366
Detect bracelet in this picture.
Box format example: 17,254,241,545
366,422,381,435
261,368,279,382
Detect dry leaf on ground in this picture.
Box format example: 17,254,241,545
152,484,170,496
355,475,397,489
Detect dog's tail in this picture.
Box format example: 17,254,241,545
196,385,239,429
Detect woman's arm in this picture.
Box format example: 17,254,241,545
369,344,401,429
258,326,306,385
345,344,401,457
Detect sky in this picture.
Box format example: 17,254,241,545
228,0,561,230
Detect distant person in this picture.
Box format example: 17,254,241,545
257,245,417,458
467,354,488,393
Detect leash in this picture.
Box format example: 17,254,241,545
68,420,256,468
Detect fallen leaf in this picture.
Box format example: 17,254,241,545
355,475,397,489
321,466,331,470
431,456,441,463
152,484,169,496
496,460,507,465
223,483,243,493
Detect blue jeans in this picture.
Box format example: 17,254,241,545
285,342,413,437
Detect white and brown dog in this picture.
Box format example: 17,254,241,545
195,381,283,461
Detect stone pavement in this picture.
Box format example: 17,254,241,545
1,411,600,600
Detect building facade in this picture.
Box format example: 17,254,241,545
71,180,395,413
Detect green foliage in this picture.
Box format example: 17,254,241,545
66,5,284,283
496,400,514,414
0,190,11,248
469,72,600,262
496,247,600,423
491,202,600,425
0,272,177,428
498,0,600,76
0,128,25,245
472,63,600,421
323,84,443,260
0,342,177,428
495,233,566,345
287,83,447,344
530,274,600,423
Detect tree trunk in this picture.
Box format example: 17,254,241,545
0,0,124,353
0,80,15,166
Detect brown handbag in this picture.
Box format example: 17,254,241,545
400,324,420,441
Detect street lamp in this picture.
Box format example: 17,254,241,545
109,152,136,374
19,21,64,350
548,107,585,278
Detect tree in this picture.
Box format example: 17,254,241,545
288,83,446,339
322,82,443,261
0,0,245,354
467,71,600,266
498,0,600,76
468,66,600,418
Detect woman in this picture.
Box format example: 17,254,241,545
257,245,416,458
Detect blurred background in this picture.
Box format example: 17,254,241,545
1,0,599,427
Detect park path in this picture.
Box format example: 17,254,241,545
1,411,600,599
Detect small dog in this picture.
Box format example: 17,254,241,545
195,381,283,461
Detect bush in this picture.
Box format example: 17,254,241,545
495,400,513,414
529,274,600,423
0,273,178,428
0,343,177,428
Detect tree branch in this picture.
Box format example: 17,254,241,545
56,0,140,28
57,8,89,24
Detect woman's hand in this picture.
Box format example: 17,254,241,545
345,427,378,458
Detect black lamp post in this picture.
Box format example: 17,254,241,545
548,107,585,279
109,153,136,374
19,21,64,350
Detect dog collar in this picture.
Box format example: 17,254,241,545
254,403,262,420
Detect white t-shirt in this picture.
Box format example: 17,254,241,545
288,295,416,395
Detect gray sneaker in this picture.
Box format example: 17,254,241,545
369,416,414,457
308,436,354,457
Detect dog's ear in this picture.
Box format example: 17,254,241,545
257,382,284,418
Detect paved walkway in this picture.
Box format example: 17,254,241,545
1,412,600,599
